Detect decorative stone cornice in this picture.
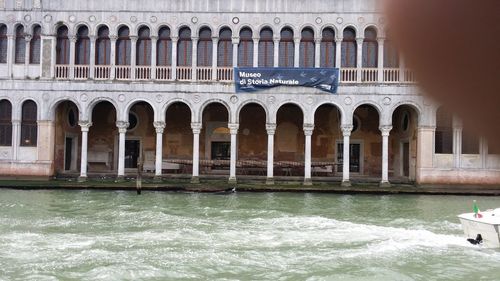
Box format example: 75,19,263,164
266,123,277,135
303,123,315,136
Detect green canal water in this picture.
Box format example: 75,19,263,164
0,189,499,281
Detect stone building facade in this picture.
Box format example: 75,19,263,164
0,0,499,185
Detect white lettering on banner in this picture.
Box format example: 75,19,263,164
239,72,262,78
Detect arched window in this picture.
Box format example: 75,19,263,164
320,28,335,68
258,27,274,67
20,100,37,147
238,27,253,67
341,28,356,67
177,27,192,67
279,27,294,67
0,25,7,63
384,39,399,68
15,25,26,64
362,27,378,67
197,27,212,67
56,25,70,64
0,100,12,146
136,26,151,66
75,26,90,65
435,108,453,154
300,28,315,68
30,25,41,64
116,26,131,65
217,27,232,67
157,26,171,66
96,26,110,65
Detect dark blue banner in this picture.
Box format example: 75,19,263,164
234,67,339,94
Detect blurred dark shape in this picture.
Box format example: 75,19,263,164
384,0,500,151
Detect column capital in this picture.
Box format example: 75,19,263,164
7,34,15,40
191,122,202,134
228,123,239,135
232,37,240,44
129,35,138,42
78,121,93,131
379,125,393,136
341,125,354,136
273,37,280,44
211,36,219,43
11,119,21,125
303,124,315,136
377,37,386,45
356,37,364,45
24,35,32,42
150,35,158,41
171,36,179,43
417,125,436,131
191,37,199,43
116,121,129,133
154,121,166,133
109,35,118,41
266,123,277,135
69,35,77,43
335,37,343,43
294,37,301,44
252,37,259,43
314,37,322,44
89,35,96,42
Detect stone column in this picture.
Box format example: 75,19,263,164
273,37,280,67
109,35,117,79
416,126,436,183
314,37,321,68
380,125,392,187
252,37,259,67
335,38,342,68
69,35,77,79
341,125,353,187
154,121,165,179
356,37,363,83
150,35,157,80
480,137,488,169
228,123,239,184
191,122,202,183
232,37,239,68
191,37,198,80
7,35,14,78
116,121,129,180
452,117,463,169
78,121,92,181
294,37,300,67
377,37,385,82
130,35,137,80
89,35,96,79
303,124,314,185
24,35,32,77
399,54,406,82
11,120,20,160
171,36,178,80
211,37,218,81
266,123,276,185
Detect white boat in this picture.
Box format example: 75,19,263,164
458,208,500,248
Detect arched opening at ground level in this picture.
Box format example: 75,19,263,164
123,102,155,171
200,103,229,175
351,104,381,178
53,101,81,174
390,105,419,181
312,104,342,178
87,101,118,174
236,103,267,176
275,104,305,178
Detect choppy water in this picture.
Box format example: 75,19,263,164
0,189,499,281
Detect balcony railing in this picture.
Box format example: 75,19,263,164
156,66,172,81
197,67,213,81
136,66,151,80
53,65,417,85
115,65,131,80
55,65,70,79
74,65,89,80
94,65,111,80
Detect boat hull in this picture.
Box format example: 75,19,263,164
459,214,500,248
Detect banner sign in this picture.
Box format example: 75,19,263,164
234,67,339,94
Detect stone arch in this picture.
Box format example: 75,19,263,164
73,22,92,36
362,24,381,38
195,24,214,36
28,22,43,34
115,23,133,36
18,97,41,120
236,24,257,36
47,96,83,121
216,24,234,36
235,99,270,123
135,23,153,36
311,101,346,125
85,97,120,122
162,98,195,123
174,23,193,37
94,22,111,37
156,23,173,36
123,99,157,122
278,24,297,36
198,99,232,123
274,100,308,124
299,24,318,38
319,24,339,39
341,24,359,38
389,101,423,126
257,24,276,36
52,21,69,35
